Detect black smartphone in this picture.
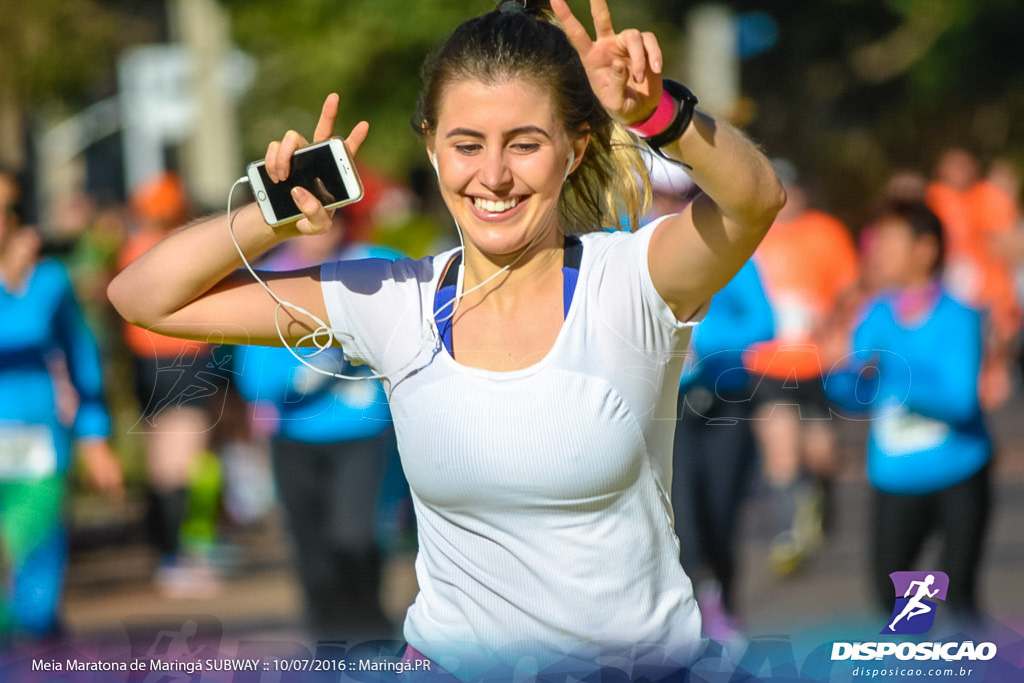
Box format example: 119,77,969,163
247,138,364,226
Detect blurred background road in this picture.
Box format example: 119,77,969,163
58,392,1024,646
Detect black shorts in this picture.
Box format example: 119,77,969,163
132,347,227,418
750,375,833,420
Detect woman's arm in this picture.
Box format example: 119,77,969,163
108,97,369,347
108,203,321,346
552,0,785,319
52,262,111,438
649,114,784,318
49,262,124,497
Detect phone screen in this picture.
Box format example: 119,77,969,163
255,144,354,221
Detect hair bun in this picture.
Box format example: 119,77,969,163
498,0,526,15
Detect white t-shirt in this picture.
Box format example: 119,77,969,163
321,222,704,675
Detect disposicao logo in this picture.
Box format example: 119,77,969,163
831,570,998,664
882,571,948,635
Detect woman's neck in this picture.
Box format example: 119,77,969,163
0,252,32,291
460,233,565,315
893,277,941,323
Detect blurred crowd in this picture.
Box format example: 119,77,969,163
0,163,445,646
658,147,1023,645
0,143,1022,650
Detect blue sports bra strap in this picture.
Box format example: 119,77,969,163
440,253,462,290
439,237,578,298
434,237,583,355
563,234,583,270
562,234,582,318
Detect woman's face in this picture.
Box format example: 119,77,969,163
430,78,582,260
863,215,933,290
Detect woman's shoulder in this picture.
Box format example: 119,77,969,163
31,258,74,292
577,224,652,251
5,259,76,309
576,221,672,275
853,291,896,328
321,248,458,289
936,290,983,323
865,287,982,327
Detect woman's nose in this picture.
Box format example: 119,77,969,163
479,150,513,192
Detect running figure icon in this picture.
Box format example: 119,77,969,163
889,574,939,631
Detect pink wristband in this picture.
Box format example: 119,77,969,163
626,88,678,138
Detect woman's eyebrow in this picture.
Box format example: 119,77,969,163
445,125,552,139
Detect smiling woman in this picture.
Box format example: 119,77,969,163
107,0,784,677
433,81,573,251
412,5,649,241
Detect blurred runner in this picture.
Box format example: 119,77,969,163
826,200,992,622
117,173,225,597
673,258,772,642
233,210,401,641
743,161,859,575
926,149,1021,410
642,153,773,641
0,169,123,640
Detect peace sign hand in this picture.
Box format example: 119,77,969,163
263,93,370,235
551,0,664,127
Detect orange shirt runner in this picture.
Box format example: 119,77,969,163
743,209,859,383
927,178,1022,409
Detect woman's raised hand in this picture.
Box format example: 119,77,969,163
551,0,664,127
263,93,369,235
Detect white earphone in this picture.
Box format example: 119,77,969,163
225,176,436,382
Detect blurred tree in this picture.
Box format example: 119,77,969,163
220,0,1024,224
224,0,481,177
5,0,1023,223
736,0,1024,223
0,0,155,168
223,0,672,177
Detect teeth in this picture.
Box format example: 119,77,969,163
474,197,518,213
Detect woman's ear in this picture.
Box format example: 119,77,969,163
568,131,591,177
422,119,438,170
916,233,942,275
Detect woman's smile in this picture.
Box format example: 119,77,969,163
469,194,526,219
